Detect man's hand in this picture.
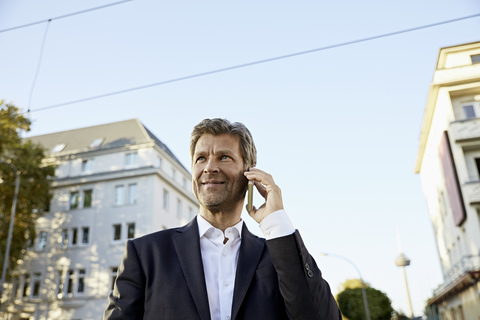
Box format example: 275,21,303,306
244,168,284,223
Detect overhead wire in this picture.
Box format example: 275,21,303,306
22,12,480,115
1,11,479,118
0,0,133,117
0,0,133,34
28,20,51,113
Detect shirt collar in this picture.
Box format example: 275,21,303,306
197,214,243,240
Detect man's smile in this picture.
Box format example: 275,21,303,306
202,179,225,187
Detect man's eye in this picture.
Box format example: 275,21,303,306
221,155,230,160
196,156,205,162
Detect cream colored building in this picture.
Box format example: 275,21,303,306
0,119,199,320
415,42,480,320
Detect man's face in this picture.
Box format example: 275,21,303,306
192,133,247,212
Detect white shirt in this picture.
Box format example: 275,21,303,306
197,210,295,320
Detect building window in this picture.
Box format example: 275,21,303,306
37,231,48,251
115,185,125,205
70,191,80,210
171,168,176,180
113,224,122,241
61,229,69,249
128,184,137,204
89,138,104,148
156,157,162,169
81,159,94,174
163,189,169,210
83,190,93,208
43,198,50,213
125,152,138,167
82,227,89,244
72,228,78,246
23,274,30,297
475,158,480,176
67,270,74,295
51,143,66,153
176,199,182,220
25,230,33,250
471,54,480,64
188,207,194,220
463,105,476,119
182,178,187,189
111,267,118,291
57,271,64,298
77,269,85,294
127,223,135,239
32,273,41,297
12,276,20,300
81,160,88,173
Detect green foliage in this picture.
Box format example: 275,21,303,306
0,100,31,155
392,311,410,320
337,278,370,293
0,101,55,280
337,287,393,320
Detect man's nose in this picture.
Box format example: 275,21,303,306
204,159,219,173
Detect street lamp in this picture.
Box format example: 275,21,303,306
0,160,20,307
319,252,371,320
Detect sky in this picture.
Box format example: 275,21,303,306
1,0,480,316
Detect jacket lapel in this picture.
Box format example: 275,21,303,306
173,217,211,320
231,223,265,320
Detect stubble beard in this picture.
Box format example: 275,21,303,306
194,172,248,213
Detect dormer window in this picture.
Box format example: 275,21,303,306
89,138,104,148
51,144,66,153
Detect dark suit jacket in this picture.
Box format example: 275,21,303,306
103,218,341,320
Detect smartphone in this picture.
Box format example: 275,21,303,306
247,180,253,213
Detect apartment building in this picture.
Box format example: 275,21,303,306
415,42,480,320
0,119,199,319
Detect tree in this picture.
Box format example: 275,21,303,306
0,101,55,281
337,278,370,294
337,287,393,320
392,311,410,320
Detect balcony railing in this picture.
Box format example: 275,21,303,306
433,255,480,297
450,117,480,143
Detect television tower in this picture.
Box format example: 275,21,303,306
395,231,413,318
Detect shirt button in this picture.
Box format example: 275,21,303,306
222,251,227,256
223,281,229,287
226,317,231,320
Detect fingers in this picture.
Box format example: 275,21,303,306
243,167,284,223
244,168,278,199
254,180,267,198
244,167,275,189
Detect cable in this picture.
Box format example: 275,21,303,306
24,12,480,115
0,0,133,34
1,11,478,118
28,20,51,113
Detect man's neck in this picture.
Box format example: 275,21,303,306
199,207,243,232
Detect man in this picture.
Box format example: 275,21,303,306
104,118,341,320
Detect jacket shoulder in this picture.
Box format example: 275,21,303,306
130,218,197,248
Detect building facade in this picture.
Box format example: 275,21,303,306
0,119,199,319
415,42,480,320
